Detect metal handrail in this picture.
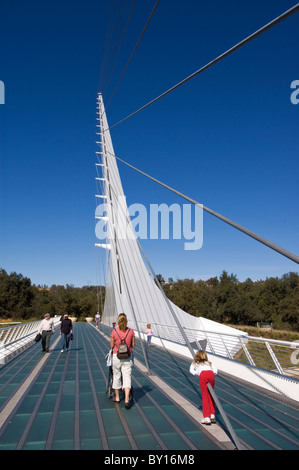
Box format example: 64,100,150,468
0,321,40,347
0,318,61,363
133,320,299,379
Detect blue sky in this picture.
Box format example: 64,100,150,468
0,0,298,287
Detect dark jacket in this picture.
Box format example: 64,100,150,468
60,318,72,335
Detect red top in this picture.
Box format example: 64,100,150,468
111,327,135,354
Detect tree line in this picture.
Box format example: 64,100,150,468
160,271,299,331
0,268,103,321
0,268,298,331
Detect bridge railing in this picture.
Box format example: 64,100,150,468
0,318,61,364
135,321,299,379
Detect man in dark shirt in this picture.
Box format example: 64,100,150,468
60,314,73,352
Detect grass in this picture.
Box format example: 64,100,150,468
230,325,299,374
227,324,299,342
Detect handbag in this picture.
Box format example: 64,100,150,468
106,349,113,367
115,329,131,360
67,332,73,340
34,333,42,342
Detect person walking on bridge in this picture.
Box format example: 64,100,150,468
110,313,135,408
60,314,73,352
190,350,218,425
38,313,55,353
146,324,153,346
95,312,100,327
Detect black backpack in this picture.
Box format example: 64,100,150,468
115,328,131,359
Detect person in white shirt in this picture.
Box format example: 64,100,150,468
95,312,100,327
38,313,55,352
190,350,218,425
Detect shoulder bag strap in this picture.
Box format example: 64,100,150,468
115,328,130,343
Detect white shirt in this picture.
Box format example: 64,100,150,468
189,361,218,377
39,318,55,333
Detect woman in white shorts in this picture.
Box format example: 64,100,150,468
110,313,135,408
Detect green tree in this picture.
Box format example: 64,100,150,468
0,269,34,319
278,273,299,330
214,271,239,323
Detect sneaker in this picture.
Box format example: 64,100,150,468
61,349,64,353
201,417,211,425
210,414,216,423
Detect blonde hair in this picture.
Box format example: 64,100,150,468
118,313,128,331
193,350,211,366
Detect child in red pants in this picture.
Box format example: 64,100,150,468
190,350,218,425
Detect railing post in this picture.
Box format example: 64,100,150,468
219,334,233,359
199,330,216,354
265,341,284,375
239,336,256,367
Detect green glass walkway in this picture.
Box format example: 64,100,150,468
0,322,298,451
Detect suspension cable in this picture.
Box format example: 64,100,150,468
104,0,137,96
105,0,160,109
107,3,299,130
105,149,299,264
102,0,126,92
